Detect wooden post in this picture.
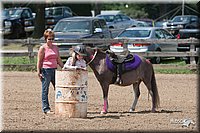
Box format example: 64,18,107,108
27,38,34,63
189,43,196,65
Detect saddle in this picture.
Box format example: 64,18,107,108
106,49,134,64
106,50,142,73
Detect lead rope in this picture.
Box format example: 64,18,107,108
86,49,98,66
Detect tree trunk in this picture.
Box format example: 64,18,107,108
32,4,45,39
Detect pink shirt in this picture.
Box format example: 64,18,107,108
42,44,59,68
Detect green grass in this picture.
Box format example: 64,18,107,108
2,56,37,64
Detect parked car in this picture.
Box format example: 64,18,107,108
45,6,73,29
96,13,135,29
154,20,168,28
176,28,200,64
49,16,112,58
110,27,177,64
166,15,200,35
136,18,154,27
2,7,35,39
96,13,136,37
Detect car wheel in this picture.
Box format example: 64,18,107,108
151,56,161,64
151,49,161,64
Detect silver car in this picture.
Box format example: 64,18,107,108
96,13,139,37
110,27,177,64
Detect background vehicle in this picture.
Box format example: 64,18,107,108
166,15,200,35
110,27,177,64
45,6,73,29
176,28,200,64
96,12,139,37
51,16,112,58
3,7,35,39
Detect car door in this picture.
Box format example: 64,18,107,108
154,29,171,52
92,20,104,38
99,19,112,38
21,9,34,32
161,29,177,52
113,15,124,29
120,14,132,28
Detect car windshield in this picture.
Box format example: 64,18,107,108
98,15,115,22
118,30,151,38
45,8,63,16
3,9,22,17
54,20,91,34
172,16,189,22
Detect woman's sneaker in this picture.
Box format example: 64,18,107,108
44,110,54,114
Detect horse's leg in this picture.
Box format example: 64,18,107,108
143,75,158,113
100,83,109,114
129,82,141,112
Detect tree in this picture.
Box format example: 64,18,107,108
31,4,45,38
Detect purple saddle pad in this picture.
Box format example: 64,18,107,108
106,54,142,72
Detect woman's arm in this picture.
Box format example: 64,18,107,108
56,47,64,68
37,46,45,81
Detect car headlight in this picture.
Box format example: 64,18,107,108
177,25,183,28
24,20,32,26
4,21,12,28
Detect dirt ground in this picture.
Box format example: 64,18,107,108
1,72,199,132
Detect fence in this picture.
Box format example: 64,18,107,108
1,38,199,70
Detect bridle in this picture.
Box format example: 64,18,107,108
86,49,98,66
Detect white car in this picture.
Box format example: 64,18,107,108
110,27,177,64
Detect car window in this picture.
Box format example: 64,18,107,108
22,9,31,18
155,29,165,39
98,15,114,22
191,16,198,22
160,29,173,39
172,16,189,22
118,30,150,38
99,19,107,29
121,15,130,21
4,8,22,17
54,20,91,33
93,21,101,29
46,8,62,16
115,15,122,22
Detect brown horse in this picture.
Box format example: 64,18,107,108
82,46,160,114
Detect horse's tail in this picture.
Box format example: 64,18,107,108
151,70,160,109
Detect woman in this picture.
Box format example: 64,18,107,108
37,29,64,114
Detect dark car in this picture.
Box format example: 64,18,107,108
176,28,200,64
45,6,73,29
110,27,177,64
51,16,112,58
166,15,200,35
3,7,35,39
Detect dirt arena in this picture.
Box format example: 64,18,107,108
2,71,198,132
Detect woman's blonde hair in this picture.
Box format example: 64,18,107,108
43,29,55,40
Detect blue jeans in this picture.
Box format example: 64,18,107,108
41,68,56,113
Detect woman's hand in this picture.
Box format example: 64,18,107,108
38,73,43,81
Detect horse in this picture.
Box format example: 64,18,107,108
82,46,160,114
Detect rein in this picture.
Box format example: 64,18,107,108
86,49,98,66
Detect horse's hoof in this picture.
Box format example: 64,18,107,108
100,110,107,114
151,109,156,113
129,109,135,112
